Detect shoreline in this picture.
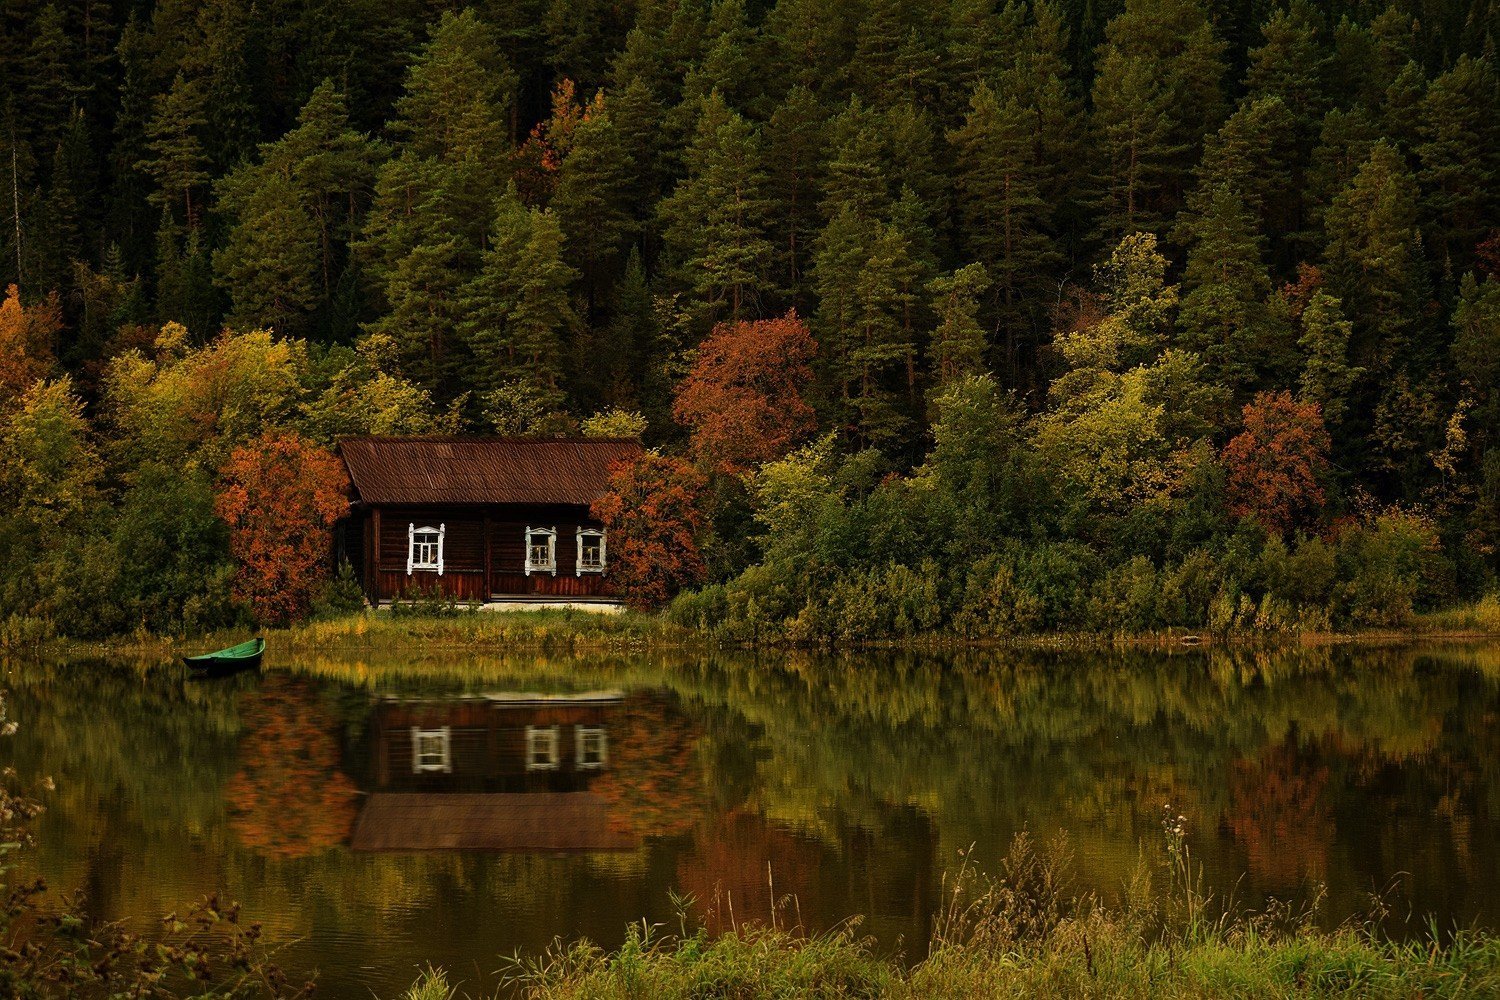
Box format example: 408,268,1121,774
21,605,1500,663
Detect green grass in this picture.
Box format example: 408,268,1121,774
396,834,1500,1000
1415,594,1500,635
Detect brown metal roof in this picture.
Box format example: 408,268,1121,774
338,437,643,506
349,792,638,852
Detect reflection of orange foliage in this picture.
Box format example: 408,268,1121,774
225,676,358,858
589,694,702,839
1226,735,1334,889
675,811,824,934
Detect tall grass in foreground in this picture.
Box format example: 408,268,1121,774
400,821,1499,999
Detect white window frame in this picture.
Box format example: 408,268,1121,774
524,526,557,576
575,528,607,576
410,726,452,774
575,726,608,769
525,725,561,770
407,523,445,575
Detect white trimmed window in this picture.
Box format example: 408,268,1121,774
410,727,451,773
526,725,561,770
575,726,608,769
524,526,557,576
576,528,606,575
407,523,445,575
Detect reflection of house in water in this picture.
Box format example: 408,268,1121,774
350,691,639,853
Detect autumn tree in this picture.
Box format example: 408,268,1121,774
1221,390,1330,536
672,312,818,473
0,285,60,404
591,451,709,607
214,431,349,625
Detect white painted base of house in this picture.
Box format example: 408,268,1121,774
479,599,625,614
374,598,626,614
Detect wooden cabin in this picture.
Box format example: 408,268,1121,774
336,437,642,604
349,692,639,852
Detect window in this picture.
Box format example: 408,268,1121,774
410,727,451,773
524,526,557,576
526,725,560,770
407,523,445,575
575,726,608,768
576,528,606,575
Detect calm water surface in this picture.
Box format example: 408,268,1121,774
4,644,1498,997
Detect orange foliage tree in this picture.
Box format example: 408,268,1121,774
215,430,349,625
225,676,360,858
0,284,60,403
672,312,818,473
1222,391,1331,537
591,452,708,608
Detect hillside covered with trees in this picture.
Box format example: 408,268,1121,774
2,0,1499,640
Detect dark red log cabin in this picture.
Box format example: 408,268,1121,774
336,437,642,604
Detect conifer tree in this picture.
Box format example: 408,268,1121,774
819,98,889,222
927,263,992,387
213,171,320,335
1298,290,1361,427
1415,55,1499,270
551,92,635,312
1089,0,1228,239
1189,96,1298,261
1177,184,1276,395
1243,2,1330,151
140,72,209,227
764,85,829,304
658,92,772,327
949,83,1057,372
459,186,578,396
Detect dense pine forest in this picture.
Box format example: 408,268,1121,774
1,0,1499,641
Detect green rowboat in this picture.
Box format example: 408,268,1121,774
183,637,264,675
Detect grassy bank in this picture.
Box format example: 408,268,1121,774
27,594,1500,663
394,833,1500,999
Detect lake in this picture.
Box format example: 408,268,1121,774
3,643,1498,997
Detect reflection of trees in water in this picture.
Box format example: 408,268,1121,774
589,692,703,839
675,811,825,933
1226,731,1334,889
225,676,358,857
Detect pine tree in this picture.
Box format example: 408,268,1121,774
1324,141,1429,369
551,92,636,312
1243,1,1331,150
459,186,578,395
764,85,829,305
848,219,919,448
927,263,992,387
1177,183,1276,395
393,10,516,164
1305,106,1380,236
213,171,320,335
949,82,1057,374
1188,96,1298,263
658,92,772,327
1298,290,1362,426
139,72,209,227
1415,55,1499,271
1089,0,1228,239
820,98,888,222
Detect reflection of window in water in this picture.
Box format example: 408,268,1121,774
410,727,451,773
526,725,560,770
576,726,608,768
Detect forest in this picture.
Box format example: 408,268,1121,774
1,0,1498,641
